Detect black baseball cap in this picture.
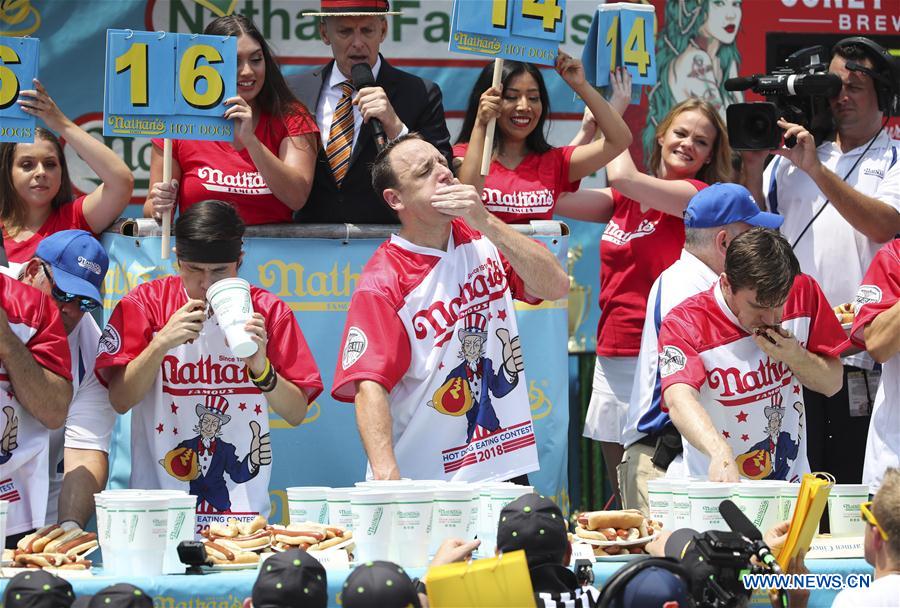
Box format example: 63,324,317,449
496,493,569,569
2,570,75,608
342,561,421,608
71,583,153,608
252,549,328,608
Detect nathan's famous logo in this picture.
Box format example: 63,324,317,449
106,116,167,137
453,32,501,55
0,0,41,36
162,355,250,385
149,1,600,58
412,258,509,345
258,260,360,298
707,357,792,407
67,113,152,205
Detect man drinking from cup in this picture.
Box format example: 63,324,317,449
95,200,322,530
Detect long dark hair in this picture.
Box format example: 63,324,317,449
456,60,552,155
204,15,307,121
0,127,73,235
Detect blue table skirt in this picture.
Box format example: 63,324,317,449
0,558,870,607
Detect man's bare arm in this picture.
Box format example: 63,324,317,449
355,380,400,480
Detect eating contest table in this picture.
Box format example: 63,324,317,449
0,558,870,607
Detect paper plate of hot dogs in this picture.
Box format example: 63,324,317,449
571,510,663,552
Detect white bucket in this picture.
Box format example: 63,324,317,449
827,484,869,538
388,489,434,568
647,478,673,530
689,482,733,532
287,486,330,525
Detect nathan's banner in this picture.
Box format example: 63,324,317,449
449,0,566,66
583,2,656,88
103,29,236,140
0,36,39,143
101,232,571,522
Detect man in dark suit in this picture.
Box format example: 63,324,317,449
286,0,452,224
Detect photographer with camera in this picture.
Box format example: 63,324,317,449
739,38,900,484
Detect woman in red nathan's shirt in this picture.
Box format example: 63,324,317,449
145,15,318,226
454,52,632,224
0,82,133,263
556,69,734,499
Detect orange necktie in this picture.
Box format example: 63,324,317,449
325,80,354,187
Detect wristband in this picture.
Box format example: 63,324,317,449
249,358,272,383
251,360,277,393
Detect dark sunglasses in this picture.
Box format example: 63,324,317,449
41,262,100,312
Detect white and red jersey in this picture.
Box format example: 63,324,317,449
659,275,845,482
849,239,900,494
152,107,318,226
332,219,540,481
596,181,705,357
45,314,116,524
95,276,322,526
0,274,71,534
452,143,580,224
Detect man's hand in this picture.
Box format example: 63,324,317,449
752,326,807,368
774,119,821,176
763,520,791,556
429,538,480,570
155,299,206,350
248,420,271,469
354,86,404,139
431,180,487,224
709,447,740,482
496,328,523,376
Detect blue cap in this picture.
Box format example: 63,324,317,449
35,230,108,304
607,566,692,608
684,183,783,229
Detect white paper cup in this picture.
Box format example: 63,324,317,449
430,486,478,555
779,484,802,522
647,478,672,530
163,494,198,574
689,482,733,532
96,489,163,568
103,496,170,577
351,490,394,563
207,277,257,358
287,486,330,525
672,486,691,527
733,482,782,536
828,484,869,537
326,487,358,529
475,482,520,557
388,490,434,568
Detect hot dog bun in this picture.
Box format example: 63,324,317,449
577,510,645,531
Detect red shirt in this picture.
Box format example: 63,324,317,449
596,180,706,357
153,107,319,226
452,143,581,224
3,196,92,263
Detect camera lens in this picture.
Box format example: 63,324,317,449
727,102,782,150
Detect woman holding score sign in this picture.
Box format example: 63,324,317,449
0,80,134,263
453,51,632,223
145,15,318,226
557,68,733,501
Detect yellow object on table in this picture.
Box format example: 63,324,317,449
426,549,536,608
777,473,835,570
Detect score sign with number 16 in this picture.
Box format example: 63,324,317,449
583,2,656,88
103,30,236,141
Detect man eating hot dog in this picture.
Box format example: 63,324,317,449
95,200,322,530
659,228,845,482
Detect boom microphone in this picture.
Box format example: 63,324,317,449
350,63,388,152
719,499,782,573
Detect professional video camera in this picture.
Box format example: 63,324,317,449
724,46,841,150
597,500,784,608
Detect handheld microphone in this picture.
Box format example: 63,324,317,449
350,63,388,152
719,499,782,573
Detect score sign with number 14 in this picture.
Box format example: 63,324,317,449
449,0,566,66
583,2,656,88
104,30,236,141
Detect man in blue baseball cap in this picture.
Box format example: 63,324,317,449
620,183,785,508
18,229,116,536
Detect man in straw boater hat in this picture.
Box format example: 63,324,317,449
96,200,322,526
287,0,452,224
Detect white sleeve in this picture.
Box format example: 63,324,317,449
64,369,116,453
873,148,900,211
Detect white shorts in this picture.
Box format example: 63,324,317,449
583,356,638,443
